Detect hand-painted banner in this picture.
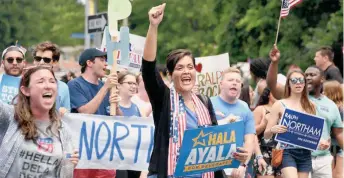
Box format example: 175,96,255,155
174,121,244,177
275,108,324,151
195,53,230,97
63,113,154,171
0,74,21,104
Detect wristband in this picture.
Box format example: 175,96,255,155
256,155,263,160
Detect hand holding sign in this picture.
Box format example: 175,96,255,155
107,0,132,115
270,125,287,134
148,3,166,26
233,147,249,163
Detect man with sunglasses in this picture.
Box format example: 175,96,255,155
267,45,343,178
33,41,70,112
0,45,27,145
0,45,27,104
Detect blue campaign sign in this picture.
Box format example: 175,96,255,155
174,121,244,177
275,108,324,151
0,74,21,104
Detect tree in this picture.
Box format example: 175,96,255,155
0,0,84,54
101,0,342,73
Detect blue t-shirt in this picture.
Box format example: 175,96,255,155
56,80,70,111
185,107,199,130
210,96,256,135
68,76,110,115
184,106,202,178
119,103,141,117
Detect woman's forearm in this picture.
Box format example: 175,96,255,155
143,25,158,62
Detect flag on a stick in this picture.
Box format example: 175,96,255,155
280,0,302,18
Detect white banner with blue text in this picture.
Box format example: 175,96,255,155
63,113,154,171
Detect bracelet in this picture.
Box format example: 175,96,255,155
256,155,263,160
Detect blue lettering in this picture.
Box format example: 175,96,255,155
147,126,155,163
79,121,95,160
95,122,111,159
110,122,129,161
131,124,147,163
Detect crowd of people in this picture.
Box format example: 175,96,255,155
0,3,342,178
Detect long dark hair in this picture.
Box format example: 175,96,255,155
284,70,316,115
15,65,60,140
239,85,251,107
257,87,271,106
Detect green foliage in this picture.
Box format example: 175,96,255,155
0,0,84,52
0,0,341,73
126,0,342,72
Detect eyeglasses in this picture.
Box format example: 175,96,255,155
289,77,305,84
34,56,52,64
121,82,137,86
5,57,24,64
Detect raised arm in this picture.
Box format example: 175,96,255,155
142,3,168,125
143,3,166,62
267,45,285,99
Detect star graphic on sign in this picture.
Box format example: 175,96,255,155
192,130,212,147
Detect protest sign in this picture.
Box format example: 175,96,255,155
174,121,244,177
63,113,154,171
0,74,21,104
195,53,230,97
101,29,145,73
275,108,324,151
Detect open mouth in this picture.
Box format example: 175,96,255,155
181,76,192,85
229,87,238,92
42,92,53,99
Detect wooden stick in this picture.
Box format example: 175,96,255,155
110,36,119,116
274,15,282,45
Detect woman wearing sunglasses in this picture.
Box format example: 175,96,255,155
264,70,316,178
0,65,78,177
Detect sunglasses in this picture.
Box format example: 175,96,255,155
289,77,305,84
34,56,52,63
5,57,24,64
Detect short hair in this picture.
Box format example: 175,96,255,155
166,49,195,75
307,65,324,77
80,58,95,73
317,46,334,62
221,67,241,79
33,41,61,62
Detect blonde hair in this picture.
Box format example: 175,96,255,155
323,80,343,108
221,67,241,79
